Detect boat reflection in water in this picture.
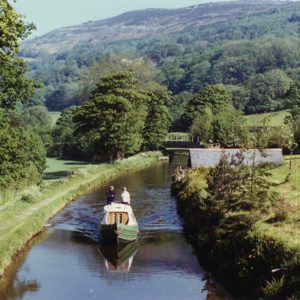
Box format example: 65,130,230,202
98,241,139,272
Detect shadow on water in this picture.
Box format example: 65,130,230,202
0,157,232,300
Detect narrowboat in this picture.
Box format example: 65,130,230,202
100,202,139,243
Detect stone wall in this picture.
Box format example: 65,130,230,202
189,148,283,168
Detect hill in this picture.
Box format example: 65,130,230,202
20,0,300,113
21,1,294,54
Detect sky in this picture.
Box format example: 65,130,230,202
13,0,231,37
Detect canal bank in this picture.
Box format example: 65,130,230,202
0,155,230,300
171,158,300,299
0,152,162,278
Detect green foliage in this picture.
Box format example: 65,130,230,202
172,154,299,298
225,85,250,111
207,153,274,215
73,71,148,161
247,69,292,113
170,91,193,131
285,80,300,109
142,83,171,150
0,2,46,191
45,82,81,111
182,84,231,129
184,85,248,147
49,106,81,158
0,0,37,109
213,106,249,147
265,125,296,153
0,110,46,189
21,105,52,144
190,107,214,144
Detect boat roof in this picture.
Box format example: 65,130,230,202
103,202,133,214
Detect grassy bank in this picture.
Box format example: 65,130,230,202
172,156,300,299
0,152,161,277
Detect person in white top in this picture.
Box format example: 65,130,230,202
121,187,130,204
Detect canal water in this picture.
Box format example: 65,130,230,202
0,157,230,300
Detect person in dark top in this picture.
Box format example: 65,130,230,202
106,186,115,205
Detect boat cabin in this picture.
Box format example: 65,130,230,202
101,203,137,226
107,212,129,225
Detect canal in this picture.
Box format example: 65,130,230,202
0,157,230,300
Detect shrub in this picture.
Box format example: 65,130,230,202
21,194,36,204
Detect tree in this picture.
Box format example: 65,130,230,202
21,105,52,144
207,151,274,217
213,105,249,147
0,0,37,109
0,110,46,189
45,83,80,111
189,104,248,147
285,80,300,109
225,85,250,111
182,84,231,129
49,106,86,158
142,83,172,150
170,91,193,131
190,107,214,143
73,71,148,161
247,70,292,113
265,126,296,153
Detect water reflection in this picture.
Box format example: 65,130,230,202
98,242,139,273
0,233,46,300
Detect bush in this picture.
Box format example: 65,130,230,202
21,194,37,204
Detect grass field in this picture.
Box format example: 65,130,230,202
245,110,290,127
44,158,89,180
49,111,61,126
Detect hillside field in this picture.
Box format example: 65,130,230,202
245,110,290,127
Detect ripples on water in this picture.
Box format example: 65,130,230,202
0,157,231,300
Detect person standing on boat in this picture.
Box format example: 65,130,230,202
121,187,130,205
106,186,115,205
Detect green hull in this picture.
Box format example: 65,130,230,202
100,223,138,243
117,223,138,242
